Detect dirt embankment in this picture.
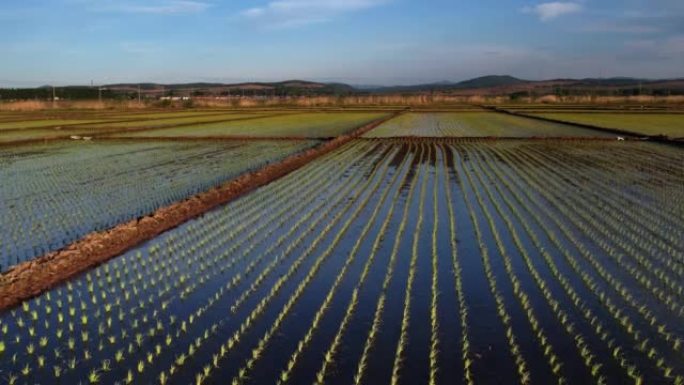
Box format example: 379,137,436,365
103,136,332,142
359,136,636,142
0,112,401,311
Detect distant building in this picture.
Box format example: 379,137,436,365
159,96,191,101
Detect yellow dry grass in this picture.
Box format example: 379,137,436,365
1,94,683,111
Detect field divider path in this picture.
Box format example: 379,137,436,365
0,111,403,311
358,136,632,142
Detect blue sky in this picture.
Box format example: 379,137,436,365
1,0,683,86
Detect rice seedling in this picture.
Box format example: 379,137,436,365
1,137,680,385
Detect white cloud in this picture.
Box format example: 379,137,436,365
90,1,210,15
524,2,583,22
239,0,389,29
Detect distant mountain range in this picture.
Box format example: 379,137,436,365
103,80,356,96
105,75,684,96
4,75,683,100
362,75,684,96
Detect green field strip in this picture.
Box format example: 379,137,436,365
525,113,684,138
113,112,390,138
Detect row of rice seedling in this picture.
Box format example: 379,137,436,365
457,151,533,385
122,141,396,384
476,143,680,382
247,142,413,385
280,144,415,385
428,147,440,385
488,173,672,383
503,146,683,328
460,151,570,384
389,144,429,385
440,146,474,385
131,143,381,384
506,164,683,378
363,113,615,138
519,145,684,285
516,147,684,319
220,149,401,385
470,147,612,382
473,142,683,383
350,147,422,385
1,139,680,385
0,140,318,270
521,144,684,248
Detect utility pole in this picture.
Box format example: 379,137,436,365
52,86,56,108
138,85,142,105
98,87,102,103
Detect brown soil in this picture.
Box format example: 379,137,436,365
0,113,400,311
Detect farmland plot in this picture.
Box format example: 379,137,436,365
526,112,684,138
117,112,390,138
0,140,318,270
1,139,681,385
364,112,615,138
0,113,272,143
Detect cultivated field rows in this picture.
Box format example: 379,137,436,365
1,139,682,385
364,112,616,138
0,140,319,270
111,112,391,139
